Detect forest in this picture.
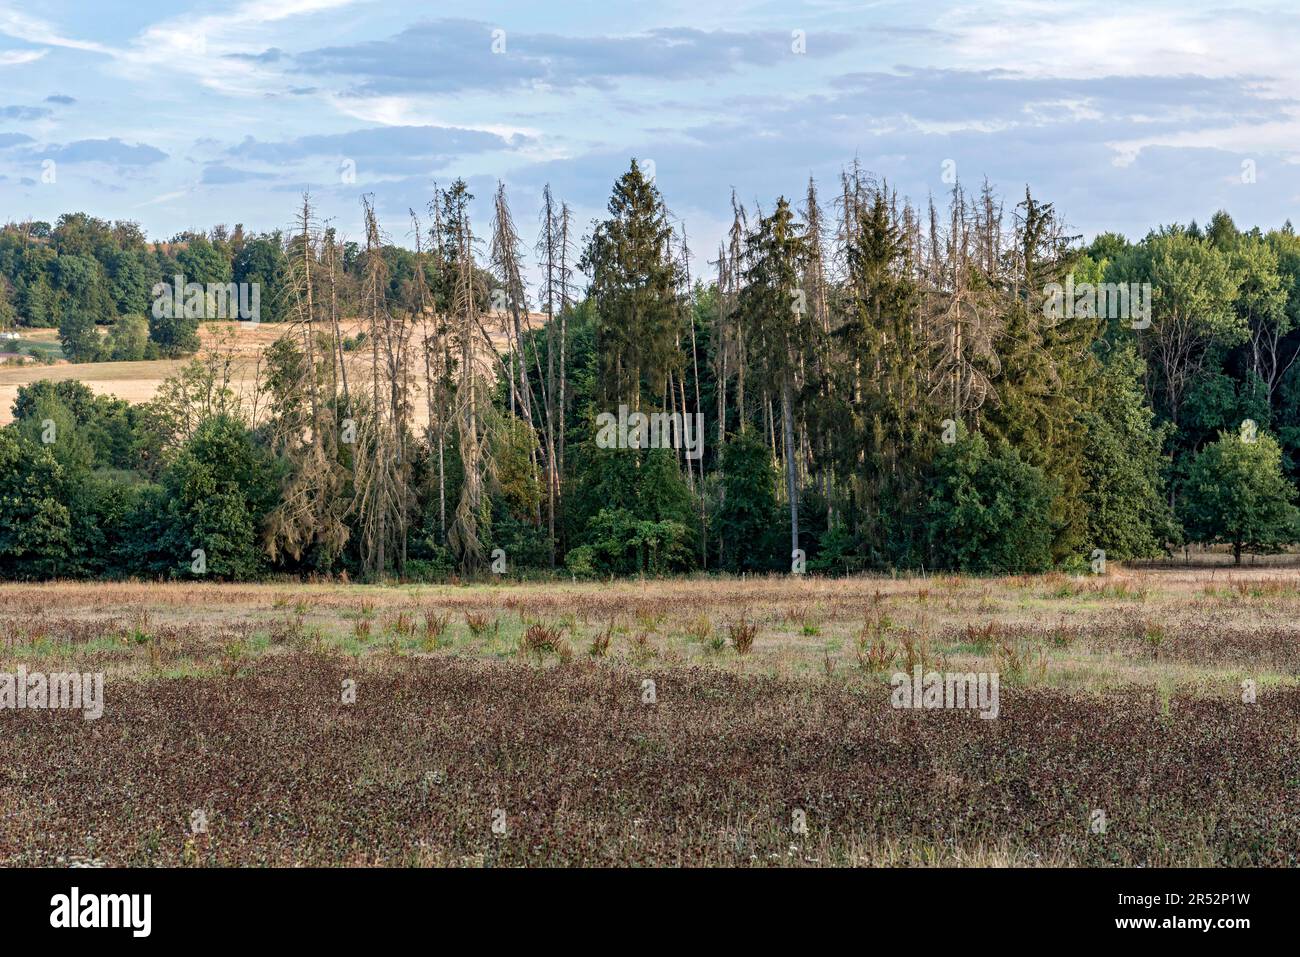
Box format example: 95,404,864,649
2,159,1299,581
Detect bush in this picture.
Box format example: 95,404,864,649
566,507,691,576
402,558,450,583
728,616,757,655
925,428,1057,574
564,544,599,579
154,415,280,580
106,313,150,361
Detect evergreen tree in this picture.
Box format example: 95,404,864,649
1081,343,1177,560
713,428,780,572
232,237,289,324
582,159,681,410
841,188,928,564
738,197,810,566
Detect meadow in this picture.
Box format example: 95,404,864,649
2,567,1297,867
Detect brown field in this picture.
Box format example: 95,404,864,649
2,567,1298,866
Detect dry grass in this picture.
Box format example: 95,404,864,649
4,568,1300,868
3,567,1300,695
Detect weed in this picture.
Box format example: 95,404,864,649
728,616,757,656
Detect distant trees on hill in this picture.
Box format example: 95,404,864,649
0,214,293,361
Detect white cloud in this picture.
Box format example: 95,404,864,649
0,48,46,66
113,0,371,95
136,187,190,207
0,7,115,55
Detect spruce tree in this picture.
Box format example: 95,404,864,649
581,159,681,411
738,197,809,566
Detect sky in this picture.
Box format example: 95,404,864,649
1,0,1298,281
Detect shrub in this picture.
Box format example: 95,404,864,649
728,616,757,655
588,622,613,658
422,611,449,651
521,622,564,664
855,610,896,674
925,428,1057,574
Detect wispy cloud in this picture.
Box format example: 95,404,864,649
0,0,1294,258
0,49,47,66
0,105,51,121
296,19,859,95
0,7,115,56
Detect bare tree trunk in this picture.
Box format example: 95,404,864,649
446,183,490,573
782,374,800,565
541,186,558,566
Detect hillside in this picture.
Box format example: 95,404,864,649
0,315,530,426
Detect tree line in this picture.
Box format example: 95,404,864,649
2,160,1299,581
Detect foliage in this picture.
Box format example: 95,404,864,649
1180,429,1299,563
5,184,1300,581
925,428,1057,574
1081,342,1178,559
713,428,781,571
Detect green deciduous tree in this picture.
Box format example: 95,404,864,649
0,430,75,578
157,414,280,580
1113,229,1243,426
107,312,150,361
1180,429,1299,564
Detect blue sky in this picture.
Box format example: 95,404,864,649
2,0,1298,277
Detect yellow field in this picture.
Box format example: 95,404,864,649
0,317,522,425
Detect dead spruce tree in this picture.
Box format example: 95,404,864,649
491,182,533,424
491,182,553,536
412,204,453,548
713,192,747,446
351,196,413,578
536,183,576,565
262,194,348,567
443,180,493,572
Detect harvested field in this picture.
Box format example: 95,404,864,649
0,317,521,426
